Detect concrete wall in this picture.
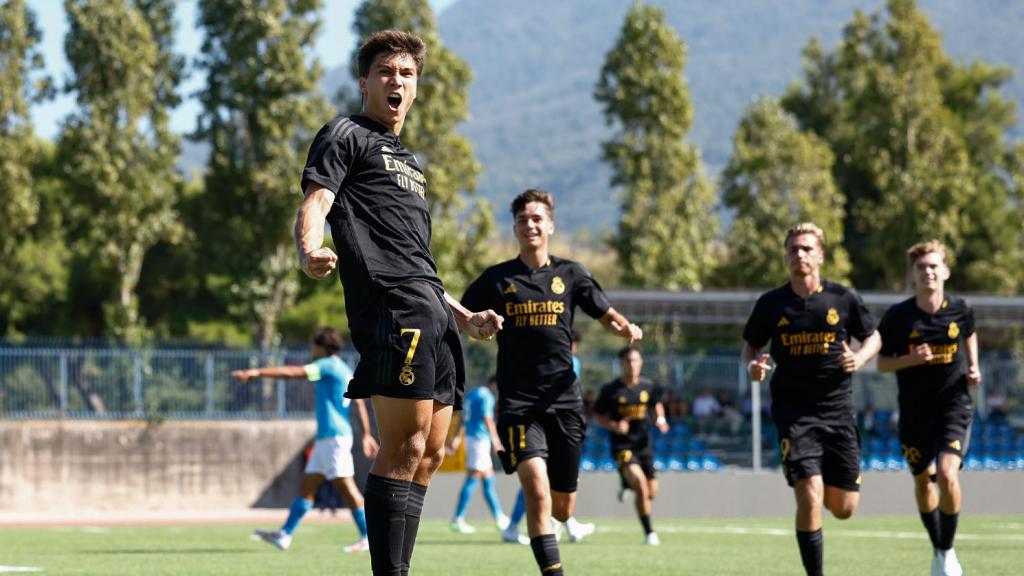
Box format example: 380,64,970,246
0,420,315,511
2,421,1021,518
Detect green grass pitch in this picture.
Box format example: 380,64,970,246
2,515,1023,575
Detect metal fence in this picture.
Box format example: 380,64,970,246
2,347,1021,472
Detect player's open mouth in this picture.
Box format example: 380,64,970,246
387,93,402,111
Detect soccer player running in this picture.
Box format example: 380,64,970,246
877,241,981,576
447,376,510,533
232,328,378,552
594,345,670,545
462,189,642,576
294,31,502,576
741,223,881,576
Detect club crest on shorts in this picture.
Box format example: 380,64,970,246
948,322,960,339
551,276,565,295
399,365,415,386
826,308,840,326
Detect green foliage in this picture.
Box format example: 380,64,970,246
783,0,1024,291
718,97,850,287
56,0,183,341
194,0,332,349
349,0,494,296
594,2,718,290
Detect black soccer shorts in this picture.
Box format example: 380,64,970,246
778,420,862,491
899,397,973,476
615,447,656,481
346,281,465,410
497,409,586,493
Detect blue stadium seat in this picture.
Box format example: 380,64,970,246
701,455,722,471
672,423,690,437
653,455,667,471
580,455,596,472
668,455,685,471
965,454,984,471
688,438,706,452
867,454,886,471
597,456,616,472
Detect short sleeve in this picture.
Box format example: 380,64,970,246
877,307,903,357
572,263,610,319
300,119,358,193
481,390,496,418
594,384,614,417
845,289,877,342
462,273,496,314
742,295,772,349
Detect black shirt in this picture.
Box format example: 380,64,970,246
462,256,611,416
594,378,658,451
742,280,877,425
301,115,442,312
878,296,975,405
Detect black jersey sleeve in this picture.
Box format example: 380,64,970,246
594,383,615,417
461,272,495,314
572,264,611,319
877,305,904,357
962,301,976,338
845,288,877,341
300,118,359,193
742,294,772,349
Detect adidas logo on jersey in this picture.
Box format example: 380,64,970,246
909,329,920,339
777,317,790,327
503,283,517,294
381,145,395,154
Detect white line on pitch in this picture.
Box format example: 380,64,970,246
0,567,44,573
597,524,1024,542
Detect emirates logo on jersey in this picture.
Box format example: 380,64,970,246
551,276,565,295
948,322,960,339
826,308,840,326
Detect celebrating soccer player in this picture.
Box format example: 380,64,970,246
232,328,377,553
741,222,880,576
877,240,981,576
294,30,502,576
462,189,642,576
594,345,670,545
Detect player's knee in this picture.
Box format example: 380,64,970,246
936,469,958,493
420,445,446,475
830,503,855,520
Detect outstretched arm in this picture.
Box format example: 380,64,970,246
295,182,338,279
598,307,643,344
231,365,308,383
444,292,503,340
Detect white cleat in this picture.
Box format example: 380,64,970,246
938,548,963,576
449,518,477,534
502,526,530,545
495,514,511,531
931,549,943,576
343,537,369,553
552,519,563,542
254,528,291,551
566,519,596,543
645,532,661,546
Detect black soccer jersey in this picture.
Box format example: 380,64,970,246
743,280,877,425
594,378,658,451
878,296,975,402
301,115,441,310
462,256,611,416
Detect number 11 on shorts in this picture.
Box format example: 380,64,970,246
399,328,421,386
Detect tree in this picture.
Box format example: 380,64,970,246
718,98,850,287
783,0,1023,291
194,0,331,350
56,0,183,341
348,0,494,296
0,0,66,336
594,2,718,291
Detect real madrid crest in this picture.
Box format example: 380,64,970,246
826,308,840,326
551,276,565,295
639,390,649,403
399,365,416,386
948,322,960,339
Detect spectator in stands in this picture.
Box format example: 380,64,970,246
692,388,721,419
986,387,1009,423
717,390,742,434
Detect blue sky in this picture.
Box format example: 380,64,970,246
27,0,455,140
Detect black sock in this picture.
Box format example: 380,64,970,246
364,474,410,576
796,529,824,576
919,508,941,549
400,482,428,576
529,534,564,575
639,514,653,535
938,511,959,550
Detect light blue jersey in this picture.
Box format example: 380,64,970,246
463,386,496,440
304,355,354,439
